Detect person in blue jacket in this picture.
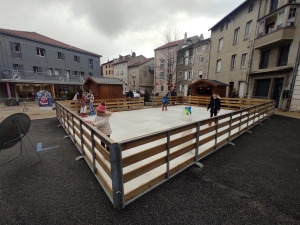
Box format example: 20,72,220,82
207,93,221,126
162,95,169,111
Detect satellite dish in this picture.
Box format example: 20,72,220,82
59,76,64,82
80,78,84,83
0,113,40,166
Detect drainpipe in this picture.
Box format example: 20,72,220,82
246,0,262,97
289,41,300,98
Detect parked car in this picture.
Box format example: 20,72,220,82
123,91,140,98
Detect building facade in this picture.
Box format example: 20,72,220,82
0,28,101,99
154,34,198,96
128,58,154,92
176,36,211,96
102,60,114,78
248,0,300,109
208,0,259,98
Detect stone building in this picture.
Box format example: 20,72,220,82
102,59,114,78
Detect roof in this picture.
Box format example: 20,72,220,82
113,59,129,65
208,0,251,31
84,77,125,85
189,79,228,87
178,38,211,52
154,36,198,51
128,58,154,67
101,60,114,65
0,28,101,57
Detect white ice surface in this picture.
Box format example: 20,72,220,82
85,105,234,142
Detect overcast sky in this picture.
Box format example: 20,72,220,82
0,0,242,63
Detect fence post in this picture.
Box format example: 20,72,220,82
91,129,96,174
238,110,242,135
166,131,171,179
228,113,234,145
80,120,85,155
253,106,257,126
72,115,75,143
214,117,219,151
110,144,125,209
195,122,200,162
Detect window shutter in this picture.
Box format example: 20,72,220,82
184,71,187,80
179,85,182,92
192,71,194,78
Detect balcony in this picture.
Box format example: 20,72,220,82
254,27,295,49
254,4,297,49
1,70,86,85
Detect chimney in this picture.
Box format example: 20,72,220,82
119,55,123,60
184,32,187,44
132,52,136,57
199,34,204,41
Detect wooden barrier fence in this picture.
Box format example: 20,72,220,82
56,97,275,209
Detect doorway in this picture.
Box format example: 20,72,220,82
273,78,284,108
229,82,234,97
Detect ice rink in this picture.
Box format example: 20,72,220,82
86,105,234,142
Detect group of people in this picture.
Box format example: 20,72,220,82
162,90,221,126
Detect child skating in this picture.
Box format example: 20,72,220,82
162,95,169,111
207,93,221,126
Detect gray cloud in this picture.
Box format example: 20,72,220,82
0,0,243,62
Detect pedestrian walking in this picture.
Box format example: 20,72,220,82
207,93,221,126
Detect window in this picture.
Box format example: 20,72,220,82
200,55,204,63
259,50,271,69
266,22,275,34
74,55,80,63
227,17,233,29
231,55,237,70
54,69,59,76
89,59,93,69
278,45,290,66
277,9,285,29
216,60,221,72
13,64,19,71
116,71,119,76
270,0,278,13
120,70,124,75
160,72,164,80
218,38,223,52
160,85,164,92
196,47,200,54
184,71,188,80
179,58,183,64
168,48,173,54
288,8,297,26
66,70,70,78
79,71,84,76
202,45,206,50
160,60,165,68
58,52,65,60
10,42,22,58
36,48,45,57
185,50,189,57
233,28,240,45
179,71,183,77
74,71,78,75
198,70,203,79
89,72,92,76
187,71,193,80
220,25,224,32
106,71,108,75
189,57,193,65
241,53,247,68
185,58,189,66
257,20,265,37
249,4,254,13
48,68,53,76
245,21,252,40
33,66,42,73
168,58,173,66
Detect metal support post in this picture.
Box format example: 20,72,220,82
91,130,96,174
238,111,242,135
80,120,85,155
228,113,235,146
166,131,170,179
214,117,219,151
72,115,75,143
110,144,125,209
195,122,200,162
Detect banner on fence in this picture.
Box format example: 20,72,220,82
37,90,52,110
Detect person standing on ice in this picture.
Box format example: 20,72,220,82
77,89,88,117
162,95,169,111
207,93,221,126
85,102,112,151
88,89,95,116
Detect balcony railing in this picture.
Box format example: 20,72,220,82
1,70,86,84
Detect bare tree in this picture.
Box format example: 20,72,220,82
155,27,181,93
